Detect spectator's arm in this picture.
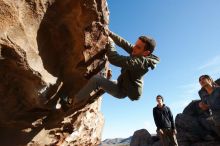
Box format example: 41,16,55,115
168,107,175,130
153,108,160,130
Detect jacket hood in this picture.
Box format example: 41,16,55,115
146,54,160,70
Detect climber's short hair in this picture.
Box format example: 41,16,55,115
199,75,213,82
139,36,156,54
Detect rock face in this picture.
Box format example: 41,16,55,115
130,129,152,146
176,100,220,146
101,129,161,146
29,98,105,146
0,0,109,145
130,129,160,146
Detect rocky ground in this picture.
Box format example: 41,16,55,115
102,100,220,146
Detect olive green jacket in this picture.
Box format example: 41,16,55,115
106,32,160,100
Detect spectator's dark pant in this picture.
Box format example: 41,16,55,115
204,111,220,138
213,111,220,137
158,128,178,146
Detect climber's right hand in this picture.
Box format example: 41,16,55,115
104,26,110,35
96,22,109,35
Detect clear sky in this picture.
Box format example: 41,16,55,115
101,0,220,140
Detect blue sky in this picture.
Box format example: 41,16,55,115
101,0,220,140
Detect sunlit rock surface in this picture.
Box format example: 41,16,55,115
0,0,109,145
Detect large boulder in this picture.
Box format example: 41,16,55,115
176,100,220,146
130,129,160,146
0,0,109,145
130,129,152,146
101,129,160,146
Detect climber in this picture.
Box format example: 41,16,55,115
198,75,220,137
58,29,160,110
153,95,178,146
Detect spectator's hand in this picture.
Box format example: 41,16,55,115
106,69,112,79
173,129,177,135
199,101,209,111
158,129,164,135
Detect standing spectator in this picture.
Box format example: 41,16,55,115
153,95,178,146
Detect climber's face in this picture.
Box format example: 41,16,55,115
132,39,150,57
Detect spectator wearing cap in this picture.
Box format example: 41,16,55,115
153,95,178,146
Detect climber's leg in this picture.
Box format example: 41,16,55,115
57,75,126,110
74,75,126,104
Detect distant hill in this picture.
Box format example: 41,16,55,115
100,137,131,146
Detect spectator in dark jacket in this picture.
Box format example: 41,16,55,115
153,95,178,146
198,76,220,111
198,75,220,137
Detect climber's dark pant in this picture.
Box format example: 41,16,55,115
74,75,127,104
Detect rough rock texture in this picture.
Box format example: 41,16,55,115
130,129,160,146
130,129,152,146
0,0,109,145
101,129,161,146
176,100,220,146
129,106,220,146
29,98,104,146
